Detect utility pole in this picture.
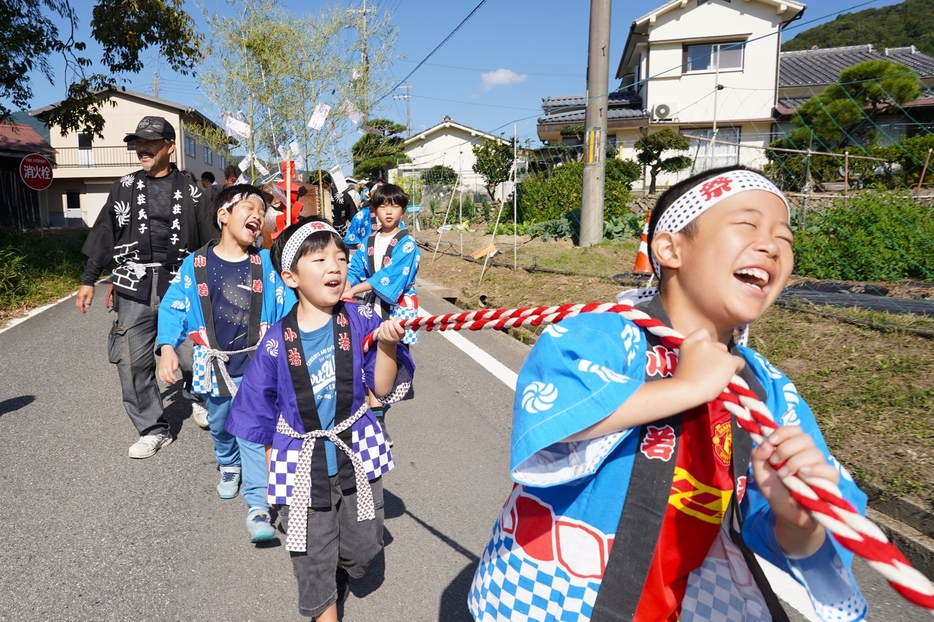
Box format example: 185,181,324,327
579,0,611,247
153,72,159,98
393,84,411,138
350,0,371,120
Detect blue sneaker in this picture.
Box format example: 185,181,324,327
217,466,241,499
246,507,277,543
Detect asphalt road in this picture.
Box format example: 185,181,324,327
0,284,929,621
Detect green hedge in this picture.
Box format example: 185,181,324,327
794,192,934,282
517,159,639,224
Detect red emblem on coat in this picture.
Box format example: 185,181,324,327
382,256,391,267
641,424,676,461
500,488,613,580
197,283,209,297
645,345,677,378
252,279,262,293
699,176,733,201
338,333,350,351
336,314,349,327
287,348,302,367
250,254,262,264
367,247,374,256
283,327,297,342
194,255,206,268
736,476,747,502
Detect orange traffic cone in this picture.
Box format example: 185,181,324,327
633,210,653,274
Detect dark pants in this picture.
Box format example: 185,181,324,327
282,476,385,618
108,279,167,437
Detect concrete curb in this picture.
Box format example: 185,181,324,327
415,276,934,580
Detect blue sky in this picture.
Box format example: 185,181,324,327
21,0,903,159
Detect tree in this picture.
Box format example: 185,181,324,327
634,129,692,193
472,138,515,200
351,119,409,180
785,60,922,151
1,0,201,136
423,165,457,187
782,0,934,57
766,60,923,190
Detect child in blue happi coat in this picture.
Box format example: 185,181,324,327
343,183,420,346
226,217,415,621
470,166,869,622
157,184,295,543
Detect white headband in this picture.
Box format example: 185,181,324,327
280,221,340,271
217,190,265,229
651,170,789,277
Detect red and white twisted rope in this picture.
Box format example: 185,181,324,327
363,302,934,613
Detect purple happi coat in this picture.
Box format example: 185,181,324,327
227,300,414,507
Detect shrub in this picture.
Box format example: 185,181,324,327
0,227,87,310
793,192,934,282
527,210,643,244
517,159,639,224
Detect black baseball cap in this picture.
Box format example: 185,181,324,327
124,116,176,142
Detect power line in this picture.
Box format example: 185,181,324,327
378,0,489,103
411,94,541,111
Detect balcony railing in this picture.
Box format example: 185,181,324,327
52,146,178,169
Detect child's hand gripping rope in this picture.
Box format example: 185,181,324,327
362,302,934,614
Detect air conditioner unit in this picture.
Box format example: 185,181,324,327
652,103,678,121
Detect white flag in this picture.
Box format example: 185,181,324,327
277,145,288,160
238,156,252,172
329,165,348,194
289,141,305,170
223,114,252,139
268,183,288,206
308,103,331,131
340,100,364,124
236,173,250,184
254,159,269,176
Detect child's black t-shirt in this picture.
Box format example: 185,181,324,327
207,247,252,377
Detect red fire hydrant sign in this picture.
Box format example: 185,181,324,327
20,153,54,191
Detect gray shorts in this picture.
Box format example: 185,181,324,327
281,476,385,618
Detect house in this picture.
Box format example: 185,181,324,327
0,122,57,226
30,88,231,227
394,116,516,199
775,44,934,143
538,0,807,189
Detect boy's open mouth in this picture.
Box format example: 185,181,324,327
734,266,770,290
244,221,260,235
325,279,342,288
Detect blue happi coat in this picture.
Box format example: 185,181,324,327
469,312,868,622
348,230,420,345
225,301,415,506
343,207,406,248
156,244,296,396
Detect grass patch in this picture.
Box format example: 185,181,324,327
0,227,88,326
416,230,934,509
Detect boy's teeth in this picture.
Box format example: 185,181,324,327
736,267,769,284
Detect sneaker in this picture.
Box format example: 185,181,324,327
336,565,351,605
217,466,241,499
246,507,277,543
190,402,209,429
128,431,173,459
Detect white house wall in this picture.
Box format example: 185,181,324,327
645,0,783,125
401,127,491,192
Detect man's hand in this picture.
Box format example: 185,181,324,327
76,285,95,313
752,426,839,557
157,346,180,385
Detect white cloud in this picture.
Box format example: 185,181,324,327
481,68,528,90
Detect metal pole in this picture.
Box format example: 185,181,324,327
406,85,411,138
710,45,721,171
916,148,932,195
579,0,611,247
513,122,518,271
844,151,849,209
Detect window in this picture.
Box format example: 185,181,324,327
204,148,213,165
65,191,81,215
77,133,93,150
185,136,196,157
683,41,744,73
676,127,741,182
219,156,227,171
77,133,94,167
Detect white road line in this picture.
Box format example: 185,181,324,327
417,304,825,622
0,292,76,336
417,305,518,391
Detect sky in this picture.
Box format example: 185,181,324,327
19,0,905,168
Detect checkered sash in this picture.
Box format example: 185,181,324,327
276,401,375,552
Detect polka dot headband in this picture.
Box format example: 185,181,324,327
280,221,340,271
216,190,266,229
651,169,790,277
